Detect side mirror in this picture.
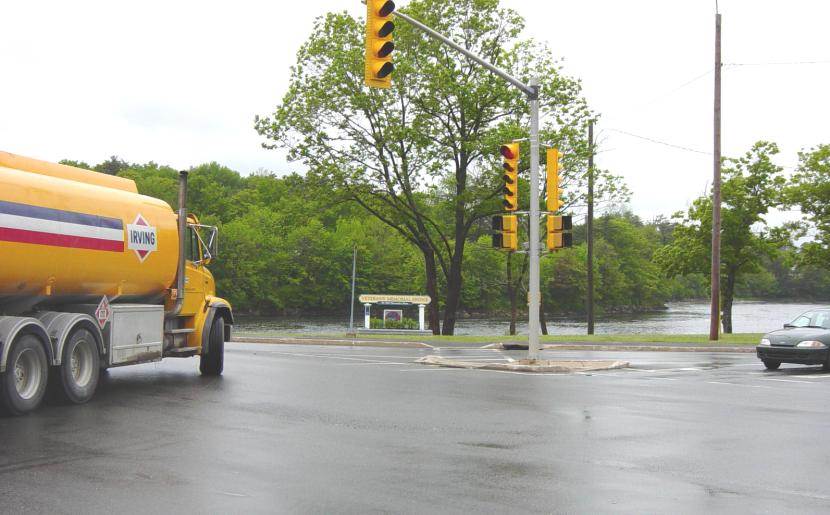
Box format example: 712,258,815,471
207,226,219,260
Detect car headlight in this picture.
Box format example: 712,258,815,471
796,340,828,349
759,339,771,346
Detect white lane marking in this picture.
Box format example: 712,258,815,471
219,491,249,498
261,350,415,365
707,381,770,389
443,358,514,362
336,361,411,366
763,378,815,384
398,367,462,372
265,352,431,359
498,351,517,363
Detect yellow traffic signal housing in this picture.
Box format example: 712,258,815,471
365,0,396,88
546,148,560,212
500,143,519,211
546,215,573,251
492,215,518,252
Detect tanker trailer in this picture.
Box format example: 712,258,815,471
0,151,233,415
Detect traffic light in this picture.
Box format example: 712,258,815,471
365,0,396,88
546,148,560,212
546,215,573,251
492,215,518,252
500,143,519,211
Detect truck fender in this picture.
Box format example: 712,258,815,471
0,317,52,373
201,301,233,355
35,312,105,366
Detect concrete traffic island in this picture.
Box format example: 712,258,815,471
416,355,629,373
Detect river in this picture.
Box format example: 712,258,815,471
234,300,830,336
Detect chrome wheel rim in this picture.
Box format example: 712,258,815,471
14,348,42,400
70,339,94,388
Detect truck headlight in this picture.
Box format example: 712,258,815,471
759,339,771,346
796,340,828,349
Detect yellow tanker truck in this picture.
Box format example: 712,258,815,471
0,151,233,415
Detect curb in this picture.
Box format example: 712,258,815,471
483,343,755,353
416,355,629,373
232,336,433,349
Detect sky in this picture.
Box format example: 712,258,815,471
1,0,827,221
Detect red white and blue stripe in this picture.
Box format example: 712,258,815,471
0,200,124,252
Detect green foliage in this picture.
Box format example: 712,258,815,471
254,0,622,334
786,144,830,267
56,145,830,321
58,159,92,170
370,317,419,330
654,141,789,332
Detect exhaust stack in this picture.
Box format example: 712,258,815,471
167,170,188,316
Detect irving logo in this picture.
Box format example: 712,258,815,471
127,214,158,262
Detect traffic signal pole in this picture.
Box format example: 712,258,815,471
390,8,543,360
527,78,542,360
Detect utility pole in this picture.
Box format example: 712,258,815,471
586,122,595,335
709,12,722,341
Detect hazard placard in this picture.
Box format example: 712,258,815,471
95,296,112,329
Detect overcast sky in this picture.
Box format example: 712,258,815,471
1,0,827,220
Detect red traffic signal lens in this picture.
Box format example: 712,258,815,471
376,62,394,79
377,41,394,58
500,145,516,160
378,0,395,17
378,20,395,38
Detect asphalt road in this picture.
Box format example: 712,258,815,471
1,343,829,514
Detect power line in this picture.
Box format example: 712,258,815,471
606,128,711,155
725,60,830,67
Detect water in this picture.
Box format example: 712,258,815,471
234,301,830,337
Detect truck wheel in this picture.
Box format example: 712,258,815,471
763,359,781,370
200,317,224,376
0,334,49,415
50,328,100,404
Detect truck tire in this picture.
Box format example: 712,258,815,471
200,317,224,376
49,328,100,404
0,334,49,415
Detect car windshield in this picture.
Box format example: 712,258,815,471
788,311,830,329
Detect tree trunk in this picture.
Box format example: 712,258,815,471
441,253,464,335
540,294,549,336
422,247,441,335
721,269,736,334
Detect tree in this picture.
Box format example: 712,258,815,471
95,156,130,176
655,141,788,333
58,159,92,170
255,0,596,334
786,144,830,266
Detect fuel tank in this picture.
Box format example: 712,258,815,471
0,152,178,309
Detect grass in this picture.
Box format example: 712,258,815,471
234,330,763,346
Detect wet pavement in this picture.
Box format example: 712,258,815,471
1,343,829,513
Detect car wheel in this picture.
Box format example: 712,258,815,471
199,317,224,376
762,359,781,370
0,334,49,415
49,328,100,404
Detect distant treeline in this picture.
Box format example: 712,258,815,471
62,156,830,318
